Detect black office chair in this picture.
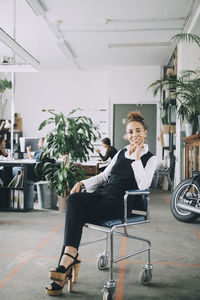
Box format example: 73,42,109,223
80,190,152,300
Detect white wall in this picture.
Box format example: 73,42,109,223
1,65,161,159
15,70,109,137
108,66,161,101
108,65,161,158
13,65,161,138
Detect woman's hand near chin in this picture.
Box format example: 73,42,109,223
135,138,144,160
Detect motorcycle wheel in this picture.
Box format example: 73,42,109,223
170,178,199,223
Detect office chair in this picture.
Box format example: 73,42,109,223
80,190,152,300
154,167,173,191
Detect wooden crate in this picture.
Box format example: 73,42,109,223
14,118,22,131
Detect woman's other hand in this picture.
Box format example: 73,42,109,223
96,148,100,154
70,181,83,194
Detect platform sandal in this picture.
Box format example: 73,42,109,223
45,269,73,296
72,259,81,283
49,252,81,282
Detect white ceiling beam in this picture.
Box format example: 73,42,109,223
0,64,38,72
25,0,48,16
0,27,40,71
183,0,200,33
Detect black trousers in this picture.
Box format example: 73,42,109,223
60,192,123,257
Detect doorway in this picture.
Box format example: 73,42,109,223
113,104,157,154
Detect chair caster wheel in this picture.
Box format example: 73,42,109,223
139,267,152,285
97,254,108,270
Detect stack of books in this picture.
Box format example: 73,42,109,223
8,170,24,188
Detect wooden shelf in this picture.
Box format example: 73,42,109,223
0,161,35,211
182,134,200,178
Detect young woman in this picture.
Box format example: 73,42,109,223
26,137,44,162
96,137,117,161
45,111,157,296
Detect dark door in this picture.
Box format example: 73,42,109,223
113,104,157,154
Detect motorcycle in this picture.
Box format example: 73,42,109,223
170,171,200,223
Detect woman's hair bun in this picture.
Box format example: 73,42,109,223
127,111,147,129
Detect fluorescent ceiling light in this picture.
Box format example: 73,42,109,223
108,42,171,49
25,0,48,16
0,27,40,71
0,63,38,73
103,17,185,24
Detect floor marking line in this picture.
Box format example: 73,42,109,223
115,237,127,300
194,229,200,240
161,191,170,205
0,224,62,289
1,254,200,268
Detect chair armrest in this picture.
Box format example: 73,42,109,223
123,189,150,223
125,189,150,195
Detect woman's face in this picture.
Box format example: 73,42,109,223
126,121,147,146
102,143,107,148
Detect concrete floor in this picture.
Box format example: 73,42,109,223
0,190,200,300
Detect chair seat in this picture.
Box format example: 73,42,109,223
98,214,146,228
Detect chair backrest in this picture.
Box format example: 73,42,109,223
127,194,148,213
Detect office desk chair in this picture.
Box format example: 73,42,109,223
154,167,173,191
80,190,152,300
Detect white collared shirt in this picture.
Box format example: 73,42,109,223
82,144,157,193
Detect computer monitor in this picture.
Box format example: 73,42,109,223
25,138,39,152
19,137,39,152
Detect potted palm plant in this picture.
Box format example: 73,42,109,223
149,70,200,135
36,108,100,212
148,33,200,135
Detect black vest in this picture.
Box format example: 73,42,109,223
101,148,153,201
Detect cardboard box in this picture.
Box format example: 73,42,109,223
14,118,22,131
162,124,176,134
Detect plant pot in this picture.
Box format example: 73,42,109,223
36,181,57,209
57,190,67,213
184,123,192,137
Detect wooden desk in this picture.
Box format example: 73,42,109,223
182,134,200,178
77,161,100,177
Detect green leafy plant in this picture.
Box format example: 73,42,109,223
170,33,200,47
34,153,56,181
36,108,100,196
0,78,12,94
149,69,200,134
148,33,200,134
